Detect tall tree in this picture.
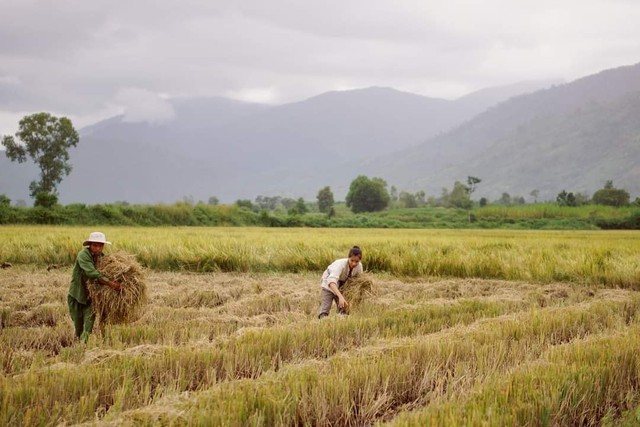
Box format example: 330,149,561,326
399,191,417,208
345,175,390,213
289,197,308,215
316,186,335,213
466,176,482,195
448,181,473,209
255,195,282,211
235,199,255,210
499,192,512,206
389,185,398,202
592,181,630,207
529,189,540,203
2,113,79,206
556,190,577,207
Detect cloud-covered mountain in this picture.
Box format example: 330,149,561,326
1,80,551,204
356,62,640,201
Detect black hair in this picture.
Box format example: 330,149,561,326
348,245,362,258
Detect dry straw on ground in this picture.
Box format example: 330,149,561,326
341,272,378,314
88,251,148,325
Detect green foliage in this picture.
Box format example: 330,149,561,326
316,186,334,213
286,197,308,216
595,211,640,230
398,191,418,208
498,192,511,205
255,195,281,211
235,199,256,211
0,196,15,224
592,181,630,207
530,189,540,203
280,197,297,211
1,112,79,200
26,206,63,224
433,179,479,209
447,181,473,209
345,175,390,213
557,190,577,207
476,203,630,219
33,192,58,208
0,202,638,230
467,176,481,194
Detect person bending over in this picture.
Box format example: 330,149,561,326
318,246,363,318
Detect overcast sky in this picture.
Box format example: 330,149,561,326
1,0,639,135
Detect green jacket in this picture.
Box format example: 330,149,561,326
68,248,108,304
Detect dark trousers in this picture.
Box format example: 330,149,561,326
318,287,347,318
67,295,95,343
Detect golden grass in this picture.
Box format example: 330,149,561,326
1,264,637,426
89,251,148,326
2,226,640,287
341,272,378,314
2,226,640,425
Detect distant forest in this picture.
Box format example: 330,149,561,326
1,177,639,230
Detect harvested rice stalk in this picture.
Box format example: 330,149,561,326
88,251,148,325
341,272,378,314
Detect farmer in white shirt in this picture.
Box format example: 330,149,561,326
318,246,363,318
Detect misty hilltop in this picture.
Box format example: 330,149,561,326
356,62,640,201
0,79,556,204
2,63,639,205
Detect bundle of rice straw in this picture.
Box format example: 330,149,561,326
341,272,378,314
88,251,148,325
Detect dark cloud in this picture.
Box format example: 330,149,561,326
0,0,639,134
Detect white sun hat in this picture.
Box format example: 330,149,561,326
83,231,112,246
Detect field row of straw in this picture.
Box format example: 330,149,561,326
2,226,640,425
2,267,640,426
2,226,640,287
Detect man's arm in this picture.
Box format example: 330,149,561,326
96,277,122,291
77,251,121,290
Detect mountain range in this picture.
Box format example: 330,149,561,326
1,62,639,205
357,62,640,201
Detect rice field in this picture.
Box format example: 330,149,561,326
2,226,640,286
1,226,640,426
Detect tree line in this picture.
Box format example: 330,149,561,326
305,176,639,215
2,113,639,214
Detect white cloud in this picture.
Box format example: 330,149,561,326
225,87,280,104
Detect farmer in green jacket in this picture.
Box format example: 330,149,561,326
68,231,121,343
